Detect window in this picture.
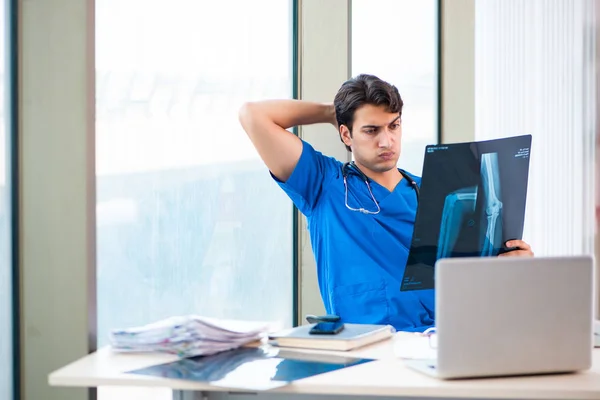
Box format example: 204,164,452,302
0,0,13,398
95,1,295,397
351,0,440,175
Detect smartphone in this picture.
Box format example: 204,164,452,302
309,321,345,335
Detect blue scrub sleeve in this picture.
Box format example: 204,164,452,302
271,140,340,216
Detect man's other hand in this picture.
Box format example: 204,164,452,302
498,240,534,257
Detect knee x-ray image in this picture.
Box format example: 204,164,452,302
400,134,531,291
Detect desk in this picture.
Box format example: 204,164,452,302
49,333,600,400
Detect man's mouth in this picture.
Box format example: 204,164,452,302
378,152,394,160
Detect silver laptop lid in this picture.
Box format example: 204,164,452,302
435,255,594,378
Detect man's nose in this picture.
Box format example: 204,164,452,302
378,129,394,147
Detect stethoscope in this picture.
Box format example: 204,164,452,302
341,161,420,215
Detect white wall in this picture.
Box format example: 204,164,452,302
298,0,351,322
441,0,475,144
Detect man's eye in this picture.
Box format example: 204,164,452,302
365,129,376,135
391,123,400,129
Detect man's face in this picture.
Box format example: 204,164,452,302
341,104,402,174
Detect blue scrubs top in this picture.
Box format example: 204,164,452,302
272,140,435,332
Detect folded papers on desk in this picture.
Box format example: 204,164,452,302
268,323,395,351
109,315,271,358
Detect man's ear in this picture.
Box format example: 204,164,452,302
340,125,352,148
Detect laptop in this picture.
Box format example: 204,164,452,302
404,255,595,379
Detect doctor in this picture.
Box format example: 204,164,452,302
239,74,533,332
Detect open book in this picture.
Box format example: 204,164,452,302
268,323,395,351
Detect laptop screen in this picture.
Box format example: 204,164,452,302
400,134,532,291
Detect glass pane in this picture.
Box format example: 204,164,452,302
0,0,12,398
95,2,294,397
351,0,439,175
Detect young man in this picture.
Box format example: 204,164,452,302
239,74,533,332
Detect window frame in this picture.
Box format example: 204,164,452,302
7,0,19,398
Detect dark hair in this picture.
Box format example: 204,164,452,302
334,74,403,152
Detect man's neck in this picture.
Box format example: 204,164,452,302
357,164,402,192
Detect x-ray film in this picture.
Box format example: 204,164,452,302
128,346,373,391
400,134,531,291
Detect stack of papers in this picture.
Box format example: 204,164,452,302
109,315,273,358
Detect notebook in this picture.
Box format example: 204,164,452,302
268,323,395,351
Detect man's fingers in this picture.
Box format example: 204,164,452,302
498,249,534,257
506,240,531,251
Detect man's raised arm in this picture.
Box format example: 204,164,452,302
238,100,336,182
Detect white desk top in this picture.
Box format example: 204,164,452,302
49,333,600,399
